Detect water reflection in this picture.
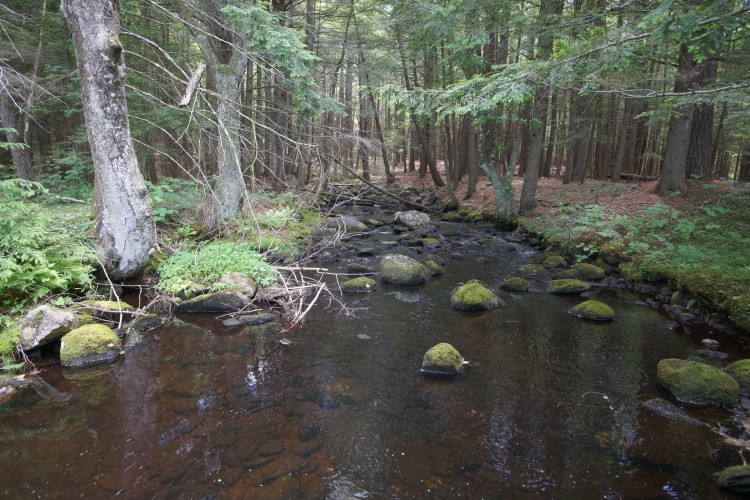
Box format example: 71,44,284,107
0,220,746,497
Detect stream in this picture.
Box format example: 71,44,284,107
1,206,747,498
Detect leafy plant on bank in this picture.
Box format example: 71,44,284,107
156,241,277,296
0,179,96,309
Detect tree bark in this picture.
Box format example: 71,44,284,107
0,90,35,181
62,0,154,280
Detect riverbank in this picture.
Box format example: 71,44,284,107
382,169,750,335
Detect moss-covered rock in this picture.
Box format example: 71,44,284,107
125,314,162,347
379,254,431,286
421,342,464,377
346,262,375,274
0,326,20,359
441,212,463,222
501,277,529,292
451,280,504,311
76,300,135,322
424,260,445,276
60,324,121,369
567,300,614,321
724,359,750,394
547,279,591,294
517,264,545,279
216,272,257,299
657,358,739,406
714,465,750,493
551,269,582,280
574,263,606,280
542,255,567,269
341,277,377,293
421,238,440,247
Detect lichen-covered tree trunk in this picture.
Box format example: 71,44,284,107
213,66,246,216
62,0,154,280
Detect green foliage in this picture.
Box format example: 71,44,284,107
37,149,94,200
146,177,202,224
157,241,277,296
523,184,750,332
0,180,95,308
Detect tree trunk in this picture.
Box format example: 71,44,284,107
62,0,154,280
660,44,693,195
0,91,35,181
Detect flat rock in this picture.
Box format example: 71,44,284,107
175,291,250,313
642,398,709,428
238,313,277,326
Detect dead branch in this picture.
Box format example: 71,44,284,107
178,62,206,107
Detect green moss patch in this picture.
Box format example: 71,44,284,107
657,358,738,406
574,263,606,280
724,359,750,393
379,254,430,286
60,324,121,369
714,465,750,493
547,279,591,294
501,277,529,292
424,260,445,276
568,300,614,321
341,277,377,293
451,280,504,311
542,255,567,269
517,264,545,279
421,342,464,376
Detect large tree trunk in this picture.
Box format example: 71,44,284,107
660,44,693,195
213,65,247,213
0,90,35,181
62,0,154,280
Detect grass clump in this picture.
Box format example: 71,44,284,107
157,241,277,296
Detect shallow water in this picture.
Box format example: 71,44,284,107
1,213,748,498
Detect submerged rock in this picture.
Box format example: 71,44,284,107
175,291,250,313
714,465,750,493
657,358,739,406
237,313,277,326
125,314,162,347
567,300,614,321
574,263,606,280
379,254,430,286
424,260,445,276
451,280,504,311
346,262,375,274
642,398,709,428
17,305,80,351
725,360,750,394
421,343,464,377
341,277,377,293
500,277,529,292
60,324,122,369
547,279,591,294
441,212,463,222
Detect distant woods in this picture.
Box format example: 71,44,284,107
1,0,748,212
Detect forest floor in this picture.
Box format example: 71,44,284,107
373,164,750,333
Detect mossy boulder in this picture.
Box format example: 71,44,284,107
714,465,750,493
657,358,739,406
547,279,591,294
441,212,463,222
76,300,135,322
724,359,750,394
451,280,504,311
567,300,614,321
421,238,440,247
60,324,122,369
501,277,529,292
542,255,567,269
341,277,377,293
517,264,545,279
551,269,582,280
379,254,431,286
574,263,606,280
424,260,445,276
421,342,464,377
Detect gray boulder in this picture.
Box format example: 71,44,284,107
394,210,430,229
379,254,430,286
18,305,80,351
325,215,369,235
175,291,250,313
217,272,258,299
